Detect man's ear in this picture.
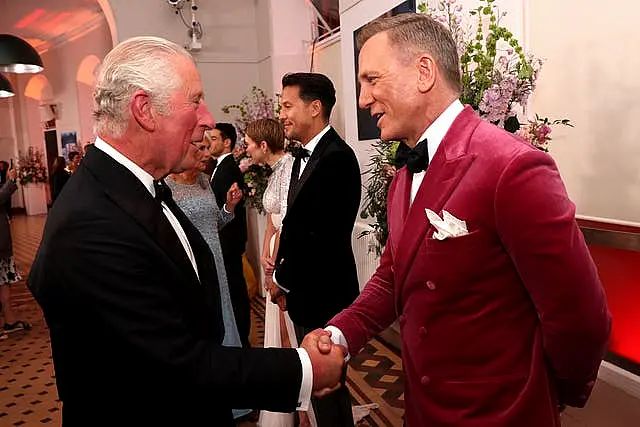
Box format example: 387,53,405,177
131,90,156,131
417,54,437,94
223,138,232,151
310,99,323,118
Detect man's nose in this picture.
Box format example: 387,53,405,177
199,102,215,129
359,85,373,110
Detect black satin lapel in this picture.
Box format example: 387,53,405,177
82,146,201,287
289,128,335,207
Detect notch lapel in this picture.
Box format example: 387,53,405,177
83,147,201,288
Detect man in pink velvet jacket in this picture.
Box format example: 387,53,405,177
324,13,611,427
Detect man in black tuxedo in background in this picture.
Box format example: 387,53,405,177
209,123,250,347
271,73,362,426
26,37,346,427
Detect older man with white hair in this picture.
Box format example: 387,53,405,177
28,36,345,427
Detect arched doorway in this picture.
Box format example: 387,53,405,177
76,55,101,147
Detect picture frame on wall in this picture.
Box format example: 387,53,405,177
61,131,78,161
353,0,416,141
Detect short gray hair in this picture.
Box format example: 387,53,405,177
357,13,461,93
93,36,193,138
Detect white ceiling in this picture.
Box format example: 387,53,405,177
0,0,106,53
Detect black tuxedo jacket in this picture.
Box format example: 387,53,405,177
28,146,301,427
211,154,247,258
275,127,362,328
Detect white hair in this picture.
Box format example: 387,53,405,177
93,36,193,138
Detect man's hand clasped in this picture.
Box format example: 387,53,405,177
301,329,347,397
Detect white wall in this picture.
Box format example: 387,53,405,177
312,37,345,137
529,0,640,224
107,0,263,123
40,21,112,147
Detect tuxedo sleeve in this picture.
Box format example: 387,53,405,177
494,149,611,407
44,212,303,411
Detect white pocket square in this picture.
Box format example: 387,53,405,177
425,209,469,240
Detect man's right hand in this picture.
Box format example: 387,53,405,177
301,329,346,397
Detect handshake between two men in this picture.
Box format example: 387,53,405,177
301,329,347,397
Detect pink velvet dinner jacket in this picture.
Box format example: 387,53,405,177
330,107,611,427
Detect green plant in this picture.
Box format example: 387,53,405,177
359,140,401,255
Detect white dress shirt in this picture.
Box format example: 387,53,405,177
95,137,312,410
273,123,332,292
410,99,464,205
297,124,331,178
211,152,232,181
209,152,233,214
94,137,199,280
327,100,465,354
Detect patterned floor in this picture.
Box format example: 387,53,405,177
0,215,405,426
6,214,638,427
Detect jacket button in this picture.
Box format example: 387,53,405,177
399,314,407,324
418,327,427,337
421,375,431,385
426,281,436,290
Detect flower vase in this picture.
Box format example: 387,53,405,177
22,183,48,216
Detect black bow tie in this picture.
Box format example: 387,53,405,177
153,180,173,204
291,146,311,160
405,139,429,174
210,158,218,170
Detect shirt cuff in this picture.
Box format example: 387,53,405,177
295,347,313,411
325,326,351,362
272,271,290,293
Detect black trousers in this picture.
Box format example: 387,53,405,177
224,253,250,347
294,324,354,427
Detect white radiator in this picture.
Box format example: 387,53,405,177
351,222,381,291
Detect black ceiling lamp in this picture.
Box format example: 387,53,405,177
0,34,44,73
0,73,15,98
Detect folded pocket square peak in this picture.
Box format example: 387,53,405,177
425,209,469,240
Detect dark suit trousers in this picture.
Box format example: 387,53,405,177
224,252,250,347
294,324,354,427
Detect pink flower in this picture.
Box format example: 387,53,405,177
239,158,252,173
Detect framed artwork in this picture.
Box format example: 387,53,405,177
61,131,79,161
353,0,416,141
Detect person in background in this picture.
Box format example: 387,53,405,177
0,161,12,218
166,132,255,423
0,167,29,339
50,156,71,204
244,118,297,427
66,151,82,173
273,73,362,427
209,123,251,347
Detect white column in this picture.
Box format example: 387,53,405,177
256,0,314,96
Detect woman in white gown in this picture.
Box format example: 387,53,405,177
245,119,303,427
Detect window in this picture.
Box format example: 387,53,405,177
310,0,340,40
